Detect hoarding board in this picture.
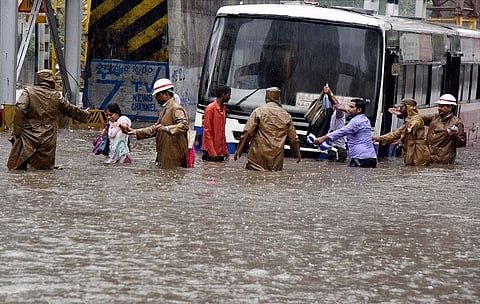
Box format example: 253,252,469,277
85,59,168,121
18,0,46,13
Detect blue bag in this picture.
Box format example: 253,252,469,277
92,124,110,156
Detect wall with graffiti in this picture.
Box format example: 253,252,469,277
84,59,168,121
170,65,202,120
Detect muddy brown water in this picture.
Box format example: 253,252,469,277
0,129,478,303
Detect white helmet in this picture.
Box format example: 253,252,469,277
152,78,174,95
436,94,457,106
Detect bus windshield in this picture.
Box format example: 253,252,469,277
199,16,383,124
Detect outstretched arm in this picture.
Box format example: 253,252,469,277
286,121,301,163
234,111,258,161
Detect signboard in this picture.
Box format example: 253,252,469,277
85,59,169,121
461,38,480,62
18,0,46,13
296,92,321,109
26,15,47,23
400,33,432,62
296,92,351,109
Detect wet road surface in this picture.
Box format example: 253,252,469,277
0,129,479,303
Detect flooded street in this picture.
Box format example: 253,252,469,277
0,128,479,303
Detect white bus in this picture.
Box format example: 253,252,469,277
194,3,480,156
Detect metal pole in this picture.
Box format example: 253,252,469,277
0,1,18,106
38,24,46,70
363,0,379,13
415,0,427,19
45,0,72,102
385,0,399,17
65,0,82,106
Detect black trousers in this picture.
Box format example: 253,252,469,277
202,151,225,162
349,158,377,168
327,146,348,162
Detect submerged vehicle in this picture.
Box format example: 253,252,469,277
195,3,480,156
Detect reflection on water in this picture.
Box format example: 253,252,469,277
0,129,479,303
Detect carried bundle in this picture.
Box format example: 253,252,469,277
304,92,328,129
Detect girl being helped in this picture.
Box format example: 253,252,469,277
104,103,132,163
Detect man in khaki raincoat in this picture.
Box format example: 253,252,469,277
124,78,189,169
234,87,301,171
7,69,90,170
372,98,430,166
422,94,466,165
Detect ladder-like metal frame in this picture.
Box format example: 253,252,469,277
17,0,73,100
428,0,478,29
16,0,43,80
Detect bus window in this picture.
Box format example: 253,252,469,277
472,65,479,101
432,34,447,62
405,65,415,98
396,65,406,103
398,64,441,105
415,65,429,105
459,64,472,102
228,19,273,90
431,64,443,105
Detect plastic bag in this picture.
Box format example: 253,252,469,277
186,129,197,168
304,93,328,129
92,134,110,156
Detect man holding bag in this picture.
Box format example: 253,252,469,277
314,98,377,168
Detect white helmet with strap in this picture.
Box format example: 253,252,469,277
436,94,457,106
152,78,174,95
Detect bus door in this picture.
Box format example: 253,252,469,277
378,48,399,157
443,51,461,102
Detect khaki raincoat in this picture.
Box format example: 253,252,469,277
423,113,466,164
135,98,189,168
376,106,430,166
7,71,90,170
236,101,301,171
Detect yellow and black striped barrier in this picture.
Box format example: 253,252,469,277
69,109,107,130
89,0,168,62
1,106,106,131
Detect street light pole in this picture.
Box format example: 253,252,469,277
65,0,82,106
0,1,18,106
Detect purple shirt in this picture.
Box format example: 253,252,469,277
327,114,376,159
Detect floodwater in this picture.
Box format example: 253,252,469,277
0,128,479,303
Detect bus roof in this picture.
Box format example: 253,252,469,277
217,4,466,36
217,4,386,28
384,17,458,35
453,26,480,38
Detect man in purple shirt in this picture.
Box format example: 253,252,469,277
314,99,377,168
